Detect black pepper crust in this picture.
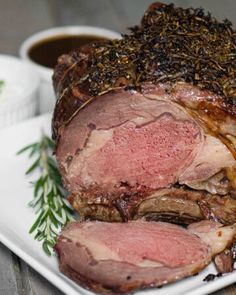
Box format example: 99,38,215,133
52,2,236,140
85,3,236,99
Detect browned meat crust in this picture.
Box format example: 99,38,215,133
69,187,236,224
214,250,234,273
52,2,236,144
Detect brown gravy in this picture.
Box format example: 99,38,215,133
28,35,108,68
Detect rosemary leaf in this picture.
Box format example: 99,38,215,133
29,192,43,207
18,133,75,255
25,157,40,175
17,143,38,155
34,177,43,197
51,209,64,224
29,211,45,234
29,146,39,158
42,241,53,256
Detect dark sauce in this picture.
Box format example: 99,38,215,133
28,35,108,68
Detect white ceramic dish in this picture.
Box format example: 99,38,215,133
19,26,121,114
0,55,39,128
0,113,235,295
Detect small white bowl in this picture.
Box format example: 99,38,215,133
0,55,39,129
19,26,121,114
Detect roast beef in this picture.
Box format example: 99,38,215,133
52,3,236,224
55,220,236,294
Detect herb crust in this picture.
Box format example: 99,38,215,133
85,3,236,102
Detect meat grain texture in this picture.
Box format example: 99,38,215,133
52,2,236,294
55,220,236,294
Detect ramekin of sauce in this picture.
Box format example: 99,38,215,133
19,26,121,114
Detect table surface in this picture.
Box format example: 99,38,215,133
0,0,236,294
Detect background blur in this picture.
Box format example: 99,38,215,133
1,0,236,56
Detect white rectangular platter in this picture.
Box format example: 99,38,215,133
0,113,235,295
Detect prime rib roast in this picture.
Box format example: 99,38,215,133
55,220,236,294
53,2,236,293
52,3,236,225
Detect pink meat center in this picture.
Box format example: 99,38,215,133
81,222,209,267
80,114,200,189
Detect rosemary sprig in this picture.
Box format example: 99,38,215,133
17,133,75,255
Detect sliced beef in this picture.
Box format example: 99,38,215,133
56,85,236,203
55,220,236,294
56,88,199,195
